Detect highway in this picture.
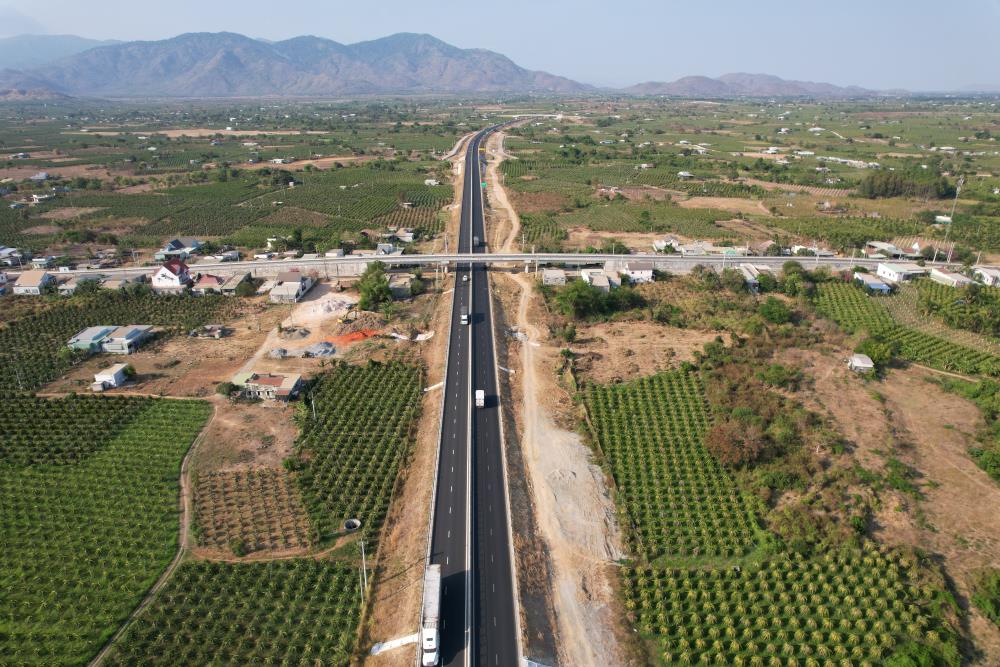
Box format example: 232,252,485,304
468,131,518,667
427,127,518,667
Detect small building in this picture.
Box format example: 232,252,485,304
854,272,892,294
972,266,1000,287
848,353,875,374
102,273,146,290
191,273,226,295
929,268,974,288
58,273,103,296
231,371,303,401
92,363,130,391
152,259,192,293
876,263,927,284
388,273,415,299
865,241,908,259
102,325,152,354
68,325,117,352
29,171,50,182
541,268,567,286
0,246,24,266
31,193,54,204
12,270,53,295
677,171,694,179
31,256,56,269
154,237,203,261
423,178,440,186
739,264,776,293
220,272,251,296
269,271,314,304
581,269,617,293
375,243,399,256
620,261,654,285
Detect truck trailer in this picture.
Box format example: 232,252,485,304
421,564,442,666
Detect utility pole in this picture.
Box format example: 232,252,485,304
360,539,368,593
934,176,963,264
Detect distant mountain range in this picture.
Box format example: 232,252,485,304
624,73,875,98
0,34,119,71
0,32,587,98
0,32,960,99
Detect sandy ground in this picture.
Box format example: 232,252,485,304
38,207,104,220
192,398,299,473
488,126,633,665
788,346,1000,663
485,131,520,252
46,301,278,397
507,271,631,667
714,217,780,240
0,163,118,181
562,228,695,253
741,177,854,197
571,321,724,385
677,196,771,216
238,155,372,171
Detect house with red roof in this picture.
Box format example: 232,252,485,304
151,259,192,293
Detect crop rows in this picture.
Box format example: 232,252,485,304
0,290,246,390
625,545,946,666
104,560,360,667
914,279,1000,339
293,361,422,546
815,282,1000,375
585,371,761,562
1,395,211,666
194,468,314,554
884,283,1000,355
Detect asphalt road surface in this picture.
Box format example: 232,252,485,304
428,127,517,667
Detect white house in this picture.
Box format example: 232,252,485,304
739,264,776,292
581,269,616,293
620,261,655,285
102,325,152,354
92,363,130,391
152,259,192,293
12,270,53,295
231,371,303,401
854,272,891,294
541,269,566,286
423,178,440,186
154,237,204,261
269,271,315,304
929,268,974,288
972,266,1000,287
677,171,694,179
848,354,875,373
876,263,928,284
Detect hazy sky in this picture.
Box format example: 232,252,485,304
2,0,999,90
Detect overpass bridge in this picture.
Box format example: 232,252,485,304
32,252,982,279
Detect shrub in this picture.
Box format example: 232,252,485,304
705,419,766,467
758,296,791,324
971,568,1000,627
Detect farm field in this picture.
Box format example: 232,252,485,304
0,394,211,666
585,370,763,563
103,559,360,666
814,282,1000,376
0,290,251,391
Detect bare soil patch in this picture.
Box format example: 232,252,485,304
510,190,568,214
47,301,278,398
500,271,636,666
193,398,299,472
192,467,313,558
714,217,780,240
38,206,103,220
562,228,693,253
20,224,62,235
573,321,724,384
677,196,771,216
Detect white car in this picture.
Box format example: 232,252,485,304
462,275,469,282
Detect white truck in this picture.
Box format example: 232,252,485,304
460,306,469,325
421,564,442,666
475,389,485,408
